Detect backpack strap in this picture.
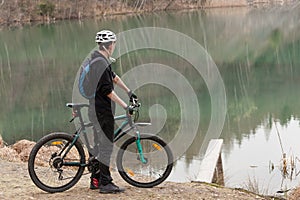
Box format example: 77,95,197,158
89,56,107,66
78,55,108,99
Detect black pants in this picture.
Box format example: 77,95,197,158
88,107,114,185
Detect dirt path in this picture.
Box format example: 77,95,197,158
0,158,278,200
0,137,286,199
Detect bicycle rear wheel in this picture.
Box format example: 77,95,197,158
116,134,173,188
28,132,86,193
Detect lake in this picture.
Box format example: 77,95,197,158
1,4,300,195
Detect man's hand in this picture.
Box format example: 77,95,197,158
128,90,138,102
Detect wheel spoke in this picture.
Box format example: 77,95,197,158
117,135,173,188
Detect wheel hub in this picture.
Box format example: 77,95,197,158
52,156,63,169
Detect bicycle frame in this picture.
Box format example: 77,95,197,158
114,114,132,142
114,114,150,164
63,104,151,167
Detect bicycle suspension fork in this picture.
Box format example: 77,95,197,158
134,128,147,164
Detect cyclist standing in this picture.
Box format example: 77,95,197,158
88,30,137,193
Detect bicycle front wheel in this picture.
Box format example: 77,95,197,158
116,134,173,188
28,132,86,193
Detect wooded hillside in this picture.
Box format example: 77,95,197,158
0,0,249,25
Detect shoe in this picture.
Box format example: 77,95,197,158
99,182,125,194
90,178,99,190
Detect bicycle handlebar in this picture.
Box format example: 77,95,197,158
67,99,141,122
128,98,140,122
127,98,140,115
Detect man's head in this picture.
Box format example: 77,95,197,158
95,30,117,54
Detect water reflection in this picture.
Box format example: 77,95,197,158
168,117,300,195
1,4,300,195
223,118,300,194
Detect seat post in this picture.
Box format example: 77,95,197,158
75,107,86,128
67,103,89,128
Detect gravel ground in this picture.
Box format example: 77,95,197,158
0,158,281,200
0,137,286,200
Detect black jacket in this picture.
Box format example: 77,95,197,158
89,50,116,115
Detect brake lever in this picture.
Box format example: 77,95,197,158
131,98,140,107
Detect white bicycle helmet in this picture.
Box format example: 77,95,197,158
95,30,117,43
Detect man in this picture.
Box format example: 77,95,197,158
87,30,136,193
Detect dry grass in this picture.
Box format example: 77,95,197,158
0,134,4,148
288,187,300,200
0,146,21,162
244,175,261,194
0,135,36,162
12,139,36,162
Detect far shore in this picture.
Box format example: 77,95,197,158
0,0,295,27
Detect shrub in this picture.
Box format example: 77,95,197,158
38,1,55,17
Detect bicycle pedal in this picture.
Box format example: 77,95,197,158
87,157,100,173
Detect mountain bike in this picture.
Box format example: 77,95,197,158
27,100,173,193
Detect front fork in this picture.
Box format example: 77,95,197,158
135,129,147,164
